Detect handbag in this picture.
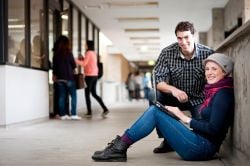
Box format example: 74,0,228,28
74,73,86,89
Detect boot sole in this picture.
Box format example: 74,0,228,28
92,157,127,162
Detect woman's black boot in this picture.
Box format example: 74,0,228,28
92,136,129,162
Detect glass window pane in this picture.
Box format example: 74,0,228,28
81,16,86,54
48,9,54,84
30,0,45,68
8,0,26,65
62,0,69,36
72,8,78,58
88,21,93,40
94,28,99,54
48,10,54,68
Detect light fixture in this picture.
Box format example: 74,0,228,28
61,14,68,20
62,30,68,35
148,60,155,66
8,19,21,22
8,25,25,29
125,28,159,32
140,45,148,52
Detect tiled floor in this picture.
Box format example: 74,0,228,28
0,100,225,166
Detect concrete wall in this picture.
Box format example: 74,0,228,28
207,26,213,48
212,8,225,48
216,20,250,165
224,0,245,31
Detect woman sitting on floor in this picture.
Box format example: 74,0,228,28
92,53,234,161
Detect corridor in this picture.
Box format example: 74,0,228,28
0,101,225,166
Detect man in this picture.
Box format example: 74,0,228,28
152,21,214,153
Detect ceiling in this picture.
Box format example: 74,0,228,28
72,0,228,62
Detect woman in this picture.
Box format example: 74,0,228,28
52,35,81,120
75,40,109,117
92,53,234,161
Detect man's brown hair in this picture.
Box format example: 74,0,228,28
175,21,195,35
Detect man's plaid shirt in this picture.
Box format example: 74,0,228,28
154,42,214,106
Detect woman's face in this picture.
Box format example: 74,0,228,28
205,61,226,84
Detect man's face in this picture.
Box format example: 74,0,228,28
176,31,195,54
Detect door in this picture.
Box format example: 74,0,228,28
48,2,62,117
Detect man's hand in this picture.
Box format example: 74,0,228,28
157,82,189,103
171,87,188,103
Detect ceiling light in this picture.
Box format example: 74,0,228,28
61,14,68,20
140,45,148,52
83,5,102,9
130,37,160,40
117,17,159,22
8,19,21,22
104,1,158,8
148,60,155,66
133,42,160,46
62,30,68,35
125,28,159,32
8,24,25,29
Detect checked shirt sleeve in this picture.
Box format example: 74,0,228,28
154,49,170,84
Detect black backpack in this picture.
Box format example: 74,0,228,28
98,62,103,79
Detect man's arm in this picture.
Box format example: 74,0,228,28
157,82,188,103
153,44,188,103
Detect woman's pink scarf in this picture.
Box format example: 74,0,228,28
199,77,234,112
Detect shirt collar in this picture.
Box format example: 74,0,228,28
179,43,197,60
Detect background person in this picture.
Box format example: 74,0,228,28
125,72,136,101
91,53,234,162
133,71,143,100
143,72,151,101
15,39,25,65
75,40,109,117
52,35,81,120
31,35,45,68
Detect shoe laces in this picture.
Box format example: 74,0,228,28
104,136,120,151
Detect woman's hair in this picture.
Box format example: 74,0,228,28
175,21,195,35
53,35,71,56
87,40,95,51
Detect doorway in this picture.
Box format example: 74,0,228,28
47,2,62,117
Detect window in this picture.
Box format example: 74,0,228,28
81,15,86,54
61,0,69,36
94,27,99,54
88,20,93,41
30,0,45,68
72,8,79,58
8,0,26,65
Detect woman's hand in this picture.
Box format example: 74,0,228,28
165,105,191,125
78,55,84,60
52,74,57,82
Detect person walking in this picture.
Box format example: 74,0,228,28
133,71,143,100
151,21,214,153
52,35,81,120
125,72,136,101
75,40,109,117
91,53,234,162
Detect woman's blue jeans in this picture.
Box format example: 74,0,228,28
57,80,77,116
125,106,217,161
